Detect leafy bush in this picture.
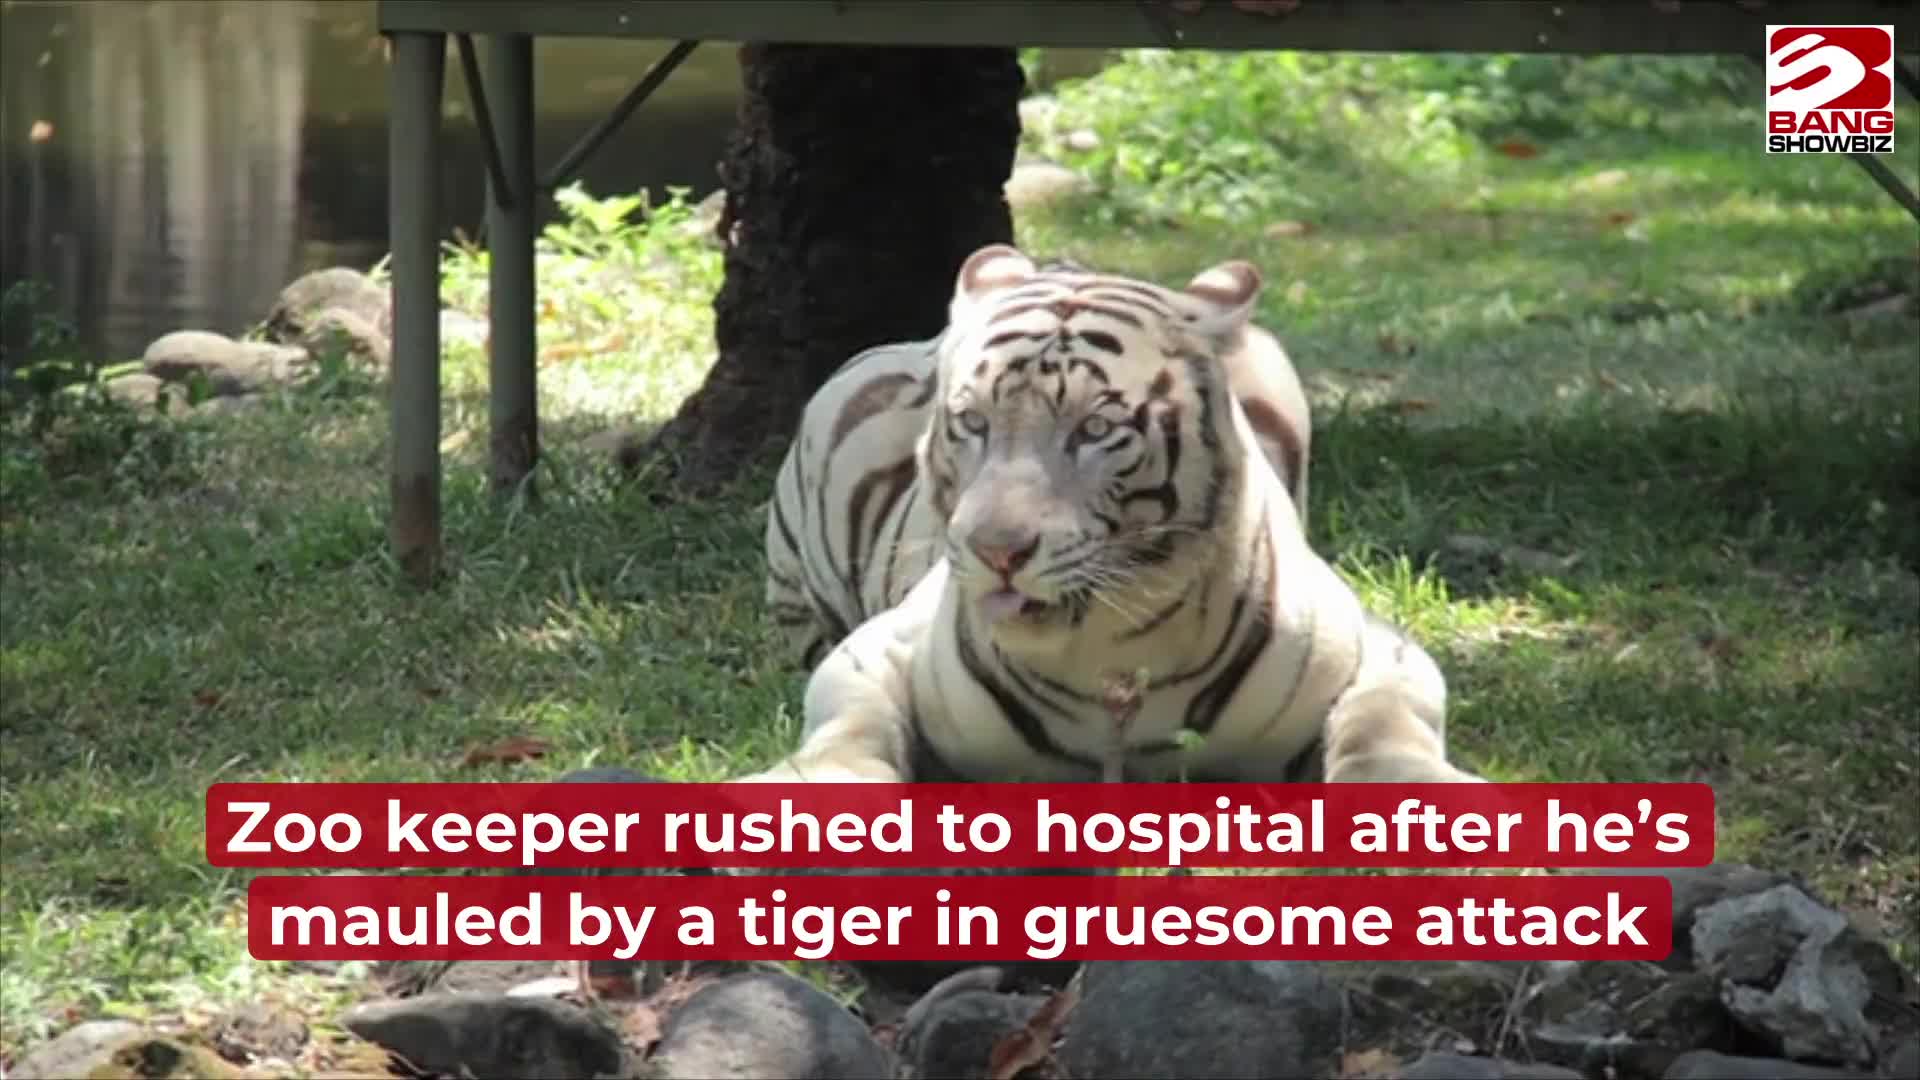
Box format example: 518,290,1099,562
0,283,198,508
437,183,723,365
1027,50,1756,224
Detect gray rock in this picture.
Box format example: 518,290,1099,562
1662,1049,1875,1079
1004,161,1094,210
142,329,235,380
103,372,165,410
1523,1020,1635,1076
1585,863,1793,971
55,1036,241,1078
300,306,391,370
191,394,267,417
264,267,390,343
904,990,1047,1079
1058,961,1344,1080
1521,961,1657,1074
1666,864,1795,971
895,966,1048,1080
1400,1052,1584,1079
1522,959,1736,1078
1881,1033,1918,1079
1692,884,1878,1065
6,1019,147,1079
1617,969,1739,1077
143,330,310,397
644,971,893,1079
342,992,625,1080
853,955,1083,999
381,958,567,997
1329,960,1524,1056
209,1002,308,1064
1835,928,1920,1064
533,764,680,999
1062,128,1101,152
1402,1055,1505,1080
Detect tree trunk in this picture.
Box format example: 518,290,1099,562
638,44,1024,494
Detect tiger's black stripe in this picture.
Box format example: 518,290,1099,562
1183,512,1278,735
844,456,916,613
952,608,1098,770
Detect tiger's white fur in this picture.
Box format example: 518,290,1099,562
765,260,1313,671
748,246,1482,787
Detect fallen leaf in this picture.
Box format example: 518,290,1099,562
1699,632,1741,664
590,968,643,1000
459,735,552,768
1575,167,1631,191
1377,332,1416,357
1335,367,1400,383
30,119,54,143
619,999,666,1050
1386,398,1434,414
505,975,581,998
1263,219,1313,238
1441,533,1581,577
1603,210,1636,227
1495,138,1541,159
617,970,714,1053
987,979,1081,1080
1339,1047,1402,1079
193,689,224,709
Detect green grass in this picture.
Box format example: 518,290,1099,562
3,52,1917,1066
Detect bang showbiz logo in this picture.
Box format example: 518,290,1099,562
1765,25,1897,154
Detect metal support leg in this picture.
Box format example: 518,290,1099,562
388,31,445,587
484,34,539,499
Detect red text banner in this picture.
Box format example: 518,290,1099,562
246,872,1674,964
207,782,1713,870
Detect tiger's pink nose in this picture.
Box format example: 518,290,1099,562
969,531,1039,577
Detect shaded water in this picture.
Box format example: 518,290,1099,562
0,0,745,361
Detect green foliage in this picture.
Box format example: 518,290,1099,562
1030,51,1758,225
438,184,724,403
0,283,200,508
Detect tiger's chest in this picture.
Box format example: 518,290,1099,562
909,572,1363,783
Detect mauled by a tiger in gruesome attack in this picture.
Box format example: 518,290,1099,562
749,245,1484,786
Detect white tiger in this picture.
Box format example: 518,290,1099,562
747,245,1482,787
764,257,1314,671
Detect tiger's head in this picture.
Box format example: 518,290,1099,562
917,244,1265,650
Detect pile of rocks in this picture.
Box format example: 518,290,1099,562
9,862,1914,1080
102,267,487,418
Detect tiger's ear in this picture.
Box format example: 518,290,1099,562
951,244,1037,319
1179,260,1263,337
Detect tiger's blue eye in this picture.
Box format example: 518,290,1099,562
957,409,989,436
1078,414,1113,441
